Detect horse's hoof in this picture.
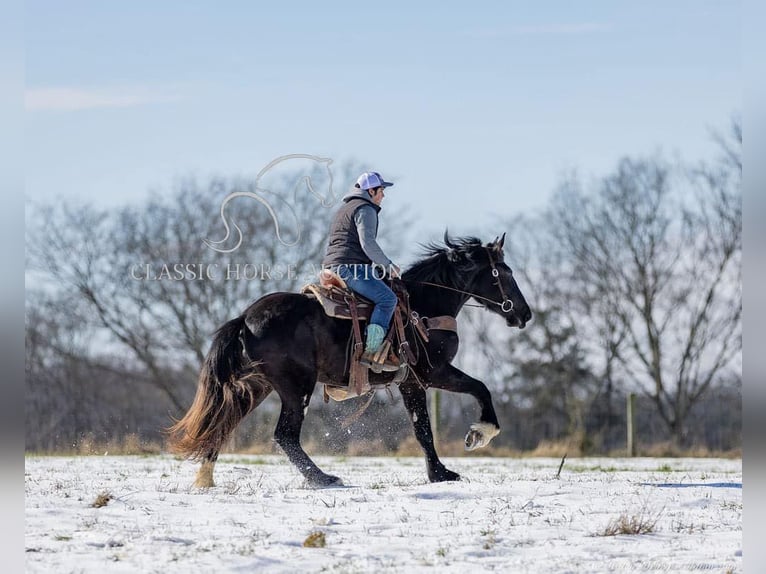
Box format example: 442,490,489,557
308,474,344,488
465,429,482,451
429,468,461,483
464,422,500,451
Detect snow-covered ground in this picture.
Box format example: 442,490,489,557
25,454,742,573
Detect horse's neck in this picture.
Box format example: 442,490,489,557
408,280,472,319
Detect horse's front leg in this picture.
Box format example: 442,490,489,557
429,364,501,451
399,381,460,483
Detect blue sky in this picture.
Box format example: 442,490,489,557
25,0,740,241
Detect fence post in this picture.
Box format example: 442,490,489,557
627,393,637,457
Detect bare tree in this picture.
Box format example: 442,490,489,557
543,129,740,445
27,166,353,406
487,213,604,450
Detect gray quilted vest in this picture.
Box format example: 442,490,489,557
322,195,381,267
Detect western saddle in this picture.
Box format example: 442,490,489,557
301,269,434,402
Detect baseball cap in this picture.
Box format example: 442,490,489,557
356,171,394,190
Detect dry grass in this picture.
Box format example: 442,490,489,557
30,434,163,456
526,436,583,458
239,442,280,456
634,442,741,459
240,435,740,459
345,438,394,457
302,531,326,548
27,432,741,460
391,436,522,458
255,439,729,459
91,491,113,508
601,504,663,536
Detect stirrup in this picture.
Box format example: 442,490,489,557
359,345,400,373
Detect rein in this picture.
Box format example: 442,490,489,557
412,249,514,313
414,281,505,308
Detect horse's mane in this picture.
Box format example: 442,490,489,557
403,234,484,289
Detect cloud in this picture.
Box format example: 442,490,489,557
464,22,612,39
511,22,612,35
25,86,180,111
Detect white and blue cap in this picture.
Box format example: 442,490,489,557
356,171,394,190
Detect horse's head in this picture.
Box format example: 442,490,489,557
447,232,532,329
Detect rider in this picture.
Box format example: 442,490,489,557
322,171,401,371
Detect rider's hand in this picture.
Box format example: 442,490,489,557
389,264,401,279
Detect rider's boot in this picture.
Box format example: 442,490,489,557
359,324,400,373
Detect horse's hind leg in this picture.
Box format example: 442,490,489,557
194,452,218,488
193,378,273,488
399,381,460,483
273,387,342,487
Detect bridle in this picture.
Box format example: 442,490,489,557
412,247,515,314
485,247,515,313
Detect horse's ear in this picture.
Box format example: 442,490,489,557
487,233,505,251
488,232,506,256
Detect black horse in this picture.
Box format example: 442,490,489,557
167,233,531,487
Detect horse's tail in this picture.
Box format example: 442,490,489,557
166,315,269,460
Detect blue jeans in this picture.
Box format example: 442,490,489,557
334,264,397,330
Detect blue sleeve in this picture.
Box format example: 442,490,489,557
354,206,394,268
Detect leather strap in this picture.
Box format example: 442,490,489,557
411,314,430,343
346,295,368,394
393,306,417,365
424,315,458,332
